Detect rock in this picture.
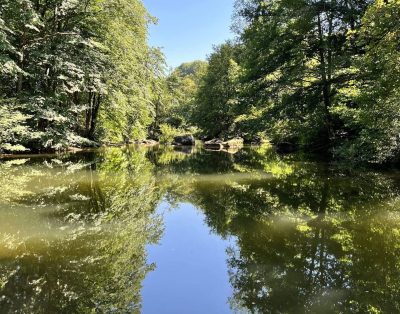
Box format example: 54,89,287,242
204,139,224,150
102,142,126,147
173,135,195,146
223,138,244,148
205,138,244,150
174,145,194,154
222,147,241,154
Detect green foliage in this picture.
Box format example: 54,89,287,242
158,123,181,144
333,0,400,163
192,42,242,139
1,0,400,165
0,100,34,152
187,0,400,163
0,0,164,151
97,0,162,143
164,61,208,129
233,0,372,148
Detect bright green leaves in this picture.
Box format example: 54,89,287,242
164,60,208,130
0,100,34,152
333,0,400,162
225,0,400,163
96,0,161,143
0,0,163,151
192,42,242,139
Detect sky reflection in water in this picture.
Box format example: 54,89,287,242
0,145,400,313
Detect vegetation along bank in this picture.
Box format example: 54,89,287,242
1,0,399,164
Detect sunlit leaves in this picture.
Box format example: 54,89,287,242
0,0,163,151
333,0,400,163
192,42,242,139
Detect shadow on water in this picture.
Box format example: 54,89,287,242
0,145,400,313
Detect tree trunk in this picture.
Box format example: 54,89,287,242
88,94,101,140
317,12,333,141
85,92,93,136
16,32,26,94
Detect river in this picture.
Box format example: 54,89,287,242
0,145,399,313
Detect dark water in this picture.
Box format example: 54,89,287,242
1,145,400,313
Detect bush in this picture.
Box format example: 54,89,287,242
159,124,181,144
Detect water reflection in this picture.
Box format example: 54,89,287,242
0,145,400,313
0,148,163,313
172,152,400,313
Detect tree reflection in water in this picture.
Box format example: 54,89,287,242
176,147,400,313
0,148,163,313
0,145,400,313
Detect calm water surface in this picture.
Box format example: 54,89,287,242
0,145,400,313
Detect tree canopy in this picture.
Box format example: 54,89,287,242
0,0,163,152
1,0,400,164
188,0,400,163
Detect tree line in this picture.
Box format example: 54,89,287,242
1,0,399,164
0,0,165,152
190,0,400,163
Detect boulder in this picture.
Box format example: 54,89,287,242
204,139,224,150
68,146,84,152
173,135,195,146
223,138,244,148
205,138,244,150
222,147,241,155
174,145,194,154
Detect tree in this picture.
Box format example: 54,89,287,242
0,0,163,152
234,0,371,149
333,0,400,162
165,60,208,129
192,41,241,139
97,0,163,144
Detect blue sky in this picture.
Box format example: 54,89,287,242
143,0,236,68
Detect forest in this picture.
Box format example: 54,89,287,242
0,0,399,164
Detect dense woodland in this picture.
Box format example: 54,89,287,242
0,0,399,163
